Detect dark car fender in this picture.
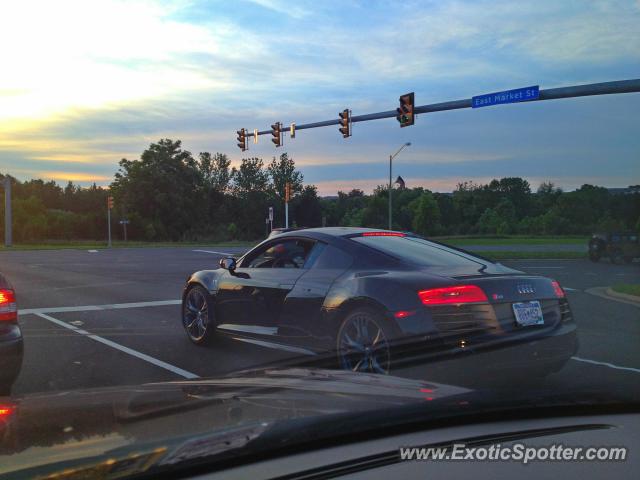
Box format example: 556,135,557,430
183,270,222,299
320,271,439,339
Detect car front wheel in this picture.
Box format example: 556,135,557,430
182,285,217,345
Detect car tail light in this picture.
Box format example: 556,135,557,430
418,285,488,306
551,280,565,298
0,289,17,322
361,232,405,237
0,405,14,417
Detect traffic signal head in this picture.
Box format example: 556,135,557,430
107,196,114,209
271,122,281,147
396,92,415,127
285,182,291,202
338,109,351,138
236,128,247,151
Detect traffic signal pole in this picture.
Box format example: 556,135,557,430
244,79,640,140
285,203,289,229
3,177,11,247
107,207,112,248
107,195,113,248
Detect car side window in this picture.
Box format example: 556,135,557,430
308,244,354,269
243,239,316,269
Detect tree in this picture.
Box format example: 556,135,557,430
536,181,563,213
110,139,202,240
293,185,322,227
476,208,501,234
230,158,272,238
267,153,303,199
231,157,270,194
199,152,231,193
410,191,441,236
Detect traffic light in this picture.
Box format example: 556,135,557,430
396,92,415,127
236,128,247,151
271,122,281,147
338,109,351,138
285,182,291,202
107,196,114,209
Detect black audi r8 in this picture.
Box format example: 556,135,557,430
182,228,577,376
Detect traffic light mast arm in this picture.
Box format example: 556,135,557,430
243,79,640,139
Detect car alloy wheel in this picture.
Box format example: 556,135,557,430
183,286,212,344
338,310,391,375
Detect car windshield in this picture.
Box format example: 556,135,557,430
0,1,638,478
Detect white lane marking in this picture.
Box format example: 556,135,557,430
571,356,640,374
34,312,199,379
43,281,136,292
231,336,317,356
563,287,578,291
88,250,99,253
218,324,278,336
193,249,235,256
19,299,181,315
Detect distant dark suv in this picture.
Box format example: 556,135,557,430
0,273,23,395
588,231,639,263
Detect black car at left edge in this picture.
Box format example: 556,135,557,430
182,228,577,377
0,272,23,395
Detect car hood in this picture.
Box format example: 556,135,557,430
0,368,471,477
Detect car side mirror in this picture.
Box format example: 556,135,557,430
219,257,237,272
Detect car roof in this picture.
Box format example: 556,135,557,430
280,227,402,238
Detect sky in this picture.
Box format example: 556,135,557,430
0,0,638,195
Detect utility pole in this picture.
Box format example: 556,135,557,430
120,219,129,242
107,195,114,248
388,142,411,230
3,177,11,247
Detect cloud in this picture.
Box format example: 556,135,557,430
1,0,638,192
245,0,310,19
38,171,111,183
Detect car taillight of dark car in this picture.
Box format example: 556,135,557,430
0,289,17,322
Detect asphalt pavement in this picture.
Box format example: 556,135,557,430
0,246,638,399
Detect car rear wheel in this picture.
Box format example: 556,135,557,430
182,285,217,345
337,308,392,375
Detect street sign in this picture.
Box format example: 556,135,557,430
472,85,539,108
268,207,274,221
119,220,130,225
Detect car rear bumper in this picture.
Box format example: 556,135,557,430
0,323,24,387
390,321,578,381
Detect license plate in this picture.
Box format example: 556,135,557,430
513,300,544,326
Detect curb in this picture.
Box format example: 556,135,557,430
585,287,640,308
606,288,640,304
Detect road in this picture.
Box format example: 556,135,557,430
0,246,638,399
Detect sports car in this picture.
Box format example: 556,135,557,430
182,228,577,376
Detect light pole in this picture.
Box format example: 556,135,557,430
388,142,411,230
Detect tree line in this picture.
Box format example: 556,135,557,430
1,138,639,243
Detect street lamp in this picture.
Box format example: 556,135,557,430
389,142,411,230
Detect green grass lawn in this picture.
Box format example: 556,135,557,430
0,240,255,251
0,235,589,257
611,284,640,298
473,251,585,260
437,235,588,246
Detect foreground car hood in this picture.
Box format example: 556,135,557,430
0,368,470,477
